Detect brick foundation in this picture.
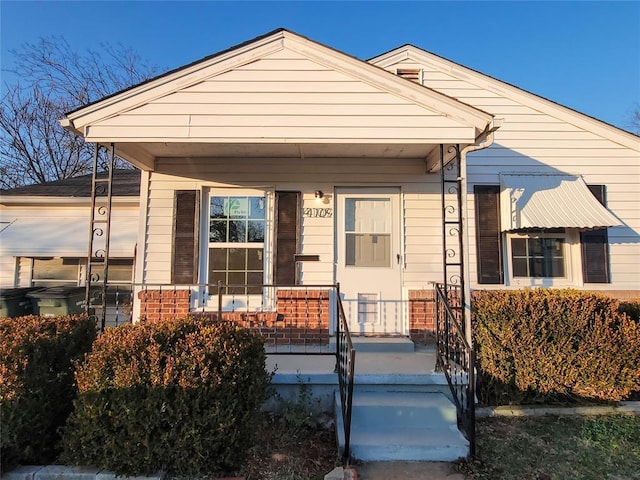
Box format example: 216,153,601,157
408,289,436,344
137,288,331,345
137,289,191,322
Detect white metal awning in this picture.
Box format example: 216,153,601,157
499,174,622,231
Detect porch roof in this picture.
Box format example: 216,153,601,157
61,29,495,171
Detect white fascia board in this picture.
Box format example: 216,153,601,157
285,34,493,133
64,33,287,132
370,46,640,151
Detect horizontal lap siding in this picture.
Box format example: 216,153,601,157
144,158,442,288
386,59,640,290
16,257,31,287
0,255,16,287
90,50,472,143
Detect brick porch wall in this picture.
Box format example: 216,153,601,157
137,289,191,322
137,288,331,345
408,289,436,344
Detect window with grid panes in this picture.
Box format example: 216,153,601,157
208,195,266,294
510,230,567,278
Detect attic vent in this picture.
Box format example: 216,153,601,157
396,68,422,83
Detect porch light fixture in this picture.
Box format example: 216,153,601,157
314,190,324,201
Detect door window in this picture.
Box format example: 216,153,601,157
344,198,391,267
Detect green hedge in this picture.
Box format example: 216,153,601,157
472,289,640,405
0,315,96,472
61,317,271,476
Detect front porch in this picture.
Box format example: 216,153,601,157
268,338,469,462
127,283,437,347
266,339,446,412
91,281,474,462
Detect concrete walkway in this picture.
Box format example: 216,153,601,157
355,461,465,479
326,462,466,480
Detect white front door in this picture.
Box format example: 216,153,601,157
335,188,404,335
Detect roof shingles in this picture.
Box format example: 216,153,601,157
0,169,141,197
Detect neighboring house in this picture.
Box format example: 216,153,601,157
58,29,638,334
0,170,140,291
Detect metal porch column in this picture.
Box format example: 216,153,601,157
439,144,466,326
85,143,115,331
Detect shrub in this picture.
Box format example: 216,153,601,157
62,317,271,476
0,315,96,472
472,289,640,405
619,299,640,321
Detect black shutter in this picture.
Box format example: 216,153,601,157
474,185,504,284
581,185,610,283
275,191,300,285
171,190,199,284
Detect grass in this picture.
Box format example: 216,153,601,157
458,414,640,480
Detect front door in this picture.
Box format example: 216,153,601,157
335,188,404,335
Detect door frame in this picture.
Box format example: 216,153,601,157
333,186,406,335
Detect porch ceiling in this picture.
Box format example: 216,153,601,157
114,142,453,170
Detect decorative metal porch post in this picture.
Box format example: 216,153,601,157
439,144,466,326
437,143,476,456
85,143,115,332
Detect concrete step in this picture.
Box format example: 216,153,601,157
330,336,415,353
347,391,458,430
335,391,469,462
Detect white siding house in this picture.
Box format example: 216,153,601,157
56,29,638,334
0,171,140,290
370,47,639,297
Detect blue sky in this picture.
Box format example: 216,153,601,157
1,1,639,132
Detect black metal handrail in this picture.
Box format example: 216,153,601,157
434,283,476,456
335,283,356,464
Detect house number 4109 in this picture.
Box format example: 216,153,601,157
303,208,333,218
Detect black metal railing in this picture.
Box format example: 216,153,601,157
90,282,338,352
335,283,356,464
434,283,476,456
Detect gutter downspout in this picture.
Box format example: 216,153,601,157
459,119,502,346
132,169,151,323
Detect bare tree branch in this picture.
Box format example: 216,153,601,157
0,36,157,188
628,104,640,135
